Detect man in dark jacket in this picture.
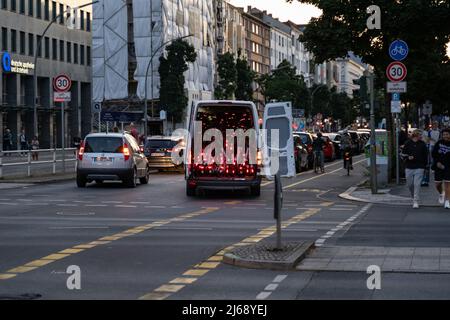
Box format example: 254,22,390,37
432,128,450,209
401,129,429,208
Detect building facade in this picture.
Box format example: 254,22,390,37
1,0,92,150
335,53,366,98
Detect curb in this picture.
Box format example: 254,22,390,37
339,185,441,207
223,242,315,271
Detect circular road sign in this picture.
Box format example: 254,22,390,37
389,40,409,61
386,62,407,82
53,74,72,92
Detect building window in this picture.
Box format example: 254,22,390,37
80,10,85,30
52,38,57,60
1,0,7,9
73,43,78,64
51,1,56,20
66,41,71,63
36,0,41,18
28,33,34,56
59,40,64,61
28,0,33,16
11,29,17,52
87,45,91,66
19,0,25,13
1,28,7,51
59,3,63,24
80,44,85,65
37,35,41,57
10,0,16,11
86,12,91,31
44,0,49,20
44,36,49,58
20,31,25,54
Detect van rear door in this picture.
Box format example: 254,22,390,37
262,102,295,178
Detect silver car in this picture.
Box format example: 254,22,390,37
76,132,150,188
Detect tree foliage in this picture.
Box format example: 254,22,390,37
215,52,237,100
159,39,197,123
290,0,450,114
257,60,311,112
235,49,255,101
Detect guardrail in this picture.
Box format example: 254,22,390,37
0,148,77,179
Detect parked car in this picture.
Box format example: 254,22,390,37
144,136,185,172
322,133,342,159
77,132,150,188
293,134,309,173
293,131,314,168
312,134,335,161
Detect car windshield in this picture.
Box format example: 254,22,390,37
146,140,179,149
84,137,123,153
296,134,311,145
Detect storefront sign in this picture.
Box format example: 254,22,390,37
1,52,35,75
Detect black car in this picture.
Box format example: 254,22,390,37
144,136,184,171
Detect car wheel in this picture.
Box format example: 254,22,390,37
250,185,261,197
77,175,87,188
186,181,196,197
140,168,150,185
125,168,137,188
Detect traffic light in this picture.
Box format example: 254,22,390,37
352,76,369,104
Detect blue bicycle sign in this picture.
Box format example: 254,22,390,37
389,40,409,61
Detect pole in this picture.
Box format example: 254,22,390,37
395,113,400,185
368,72,377,194
62,102,65,173
274,173,283,250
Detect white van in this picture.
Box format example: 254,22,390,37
184,100,262,197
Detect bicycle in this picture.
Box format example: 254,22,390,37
391,46,406,56
313,150,324,174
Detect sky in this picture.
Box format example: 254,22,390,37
228,0,322,24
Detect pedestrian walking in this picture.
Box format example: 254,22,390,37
19,129,28,156
401,130,429,209
422,122,441,186
432,128,450,209
3,128,13,156
31,136,40,161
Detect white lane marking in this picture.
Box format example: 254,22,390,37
256,275,288,300
284,158,366,190
56,212,95,216
329,208,354,211
130,202,150,205
48,200,66,202
102,201,123,204
283,228,318,232
264,284,279,291
0,202,18,206
314,204,372,247
256,292,272,300
56,204,79,207
85,204,108,207
145,206,166,208
24,203,49,206
16,199,33,202
49,226,109,230
115,205,137,208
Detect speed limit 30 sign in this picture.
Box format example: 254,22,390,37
386,62,407,82
53,74,72,92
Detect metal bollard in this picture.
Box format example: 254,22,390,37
53,149,56,175
27,151,31,177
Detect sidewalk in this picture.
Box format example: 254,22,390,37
340,179,442,207
0,172,75,184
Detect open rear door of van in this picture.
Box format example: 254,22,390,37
185,101,196,180
262,102,295,179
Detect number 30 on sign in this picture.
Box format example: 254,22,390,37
386,62,407,82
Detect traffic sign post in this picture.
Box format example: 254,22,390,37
53,74,72,173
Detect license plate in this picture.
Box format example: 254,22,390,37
151,153,165,157
94,157,113,163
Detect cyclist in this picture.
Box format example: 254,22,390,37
312,132,325,173
341,129,354,170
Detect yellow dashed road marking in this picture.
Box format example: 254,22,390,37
0,207,219,281
139,207,321,300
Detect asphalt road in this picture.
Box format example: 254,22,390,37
1,154,450,300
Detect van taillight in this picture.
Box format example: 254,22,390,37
123,144,131,161
78,142,85,160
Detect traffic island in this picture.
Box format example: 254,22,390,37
223,241,314,271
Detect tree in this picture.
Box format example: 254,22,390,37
215,52,237,100
328,88,356,127
159,39,197,125
310,84,330,117
235,49,255,101
257,60,311,112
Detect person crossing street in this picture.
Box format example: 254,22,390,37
432,128,450,209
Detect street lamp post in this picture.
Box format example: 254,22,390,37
143,34,193,138
310,85,322,128
32,1,98,138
